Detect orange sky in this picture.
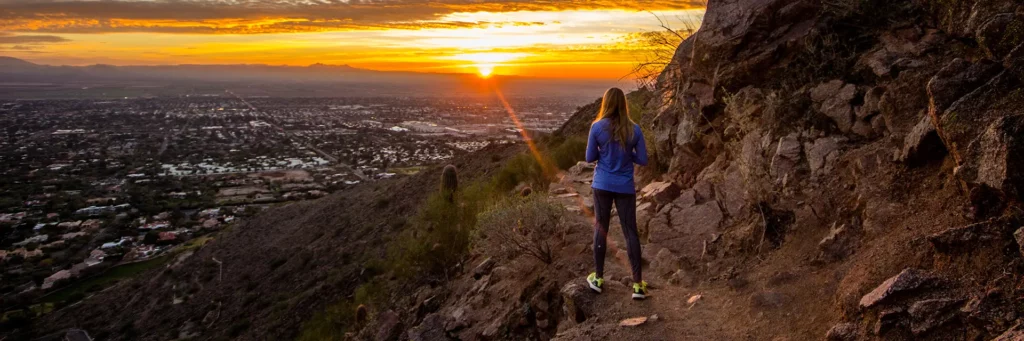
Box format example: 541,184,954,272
0,1,705,79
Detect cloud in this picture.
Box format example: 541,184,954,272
0,33,70,44
0,0,705,34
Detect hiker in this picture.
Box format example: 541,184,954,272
585,87,649,300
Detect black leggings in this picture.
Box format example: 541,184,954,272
592,188,642,283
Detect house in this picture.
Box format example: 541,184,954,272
58,221,83,230
13,248,43,259
85,250,106,266
198,208,221,218
139,221,170,230
14,234,49,246
62,232,89,240
80,219,103,230
42,240,66,250
0,250,7,261
202,219,219,229
64,328,93,341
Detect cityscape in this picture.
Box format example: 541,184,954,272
0,92,582,313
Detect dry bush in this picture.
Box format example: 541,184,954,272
625,11,704,89
476,196,566,264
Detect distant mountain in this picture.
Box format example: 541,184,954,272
0,56,628,98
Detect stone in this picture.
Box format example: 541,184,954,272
851,119,874,137
927,222,997,253
859,86,886,119
908,297,964,335
897,113,944,165
560,282,595,324
962,290,1018,334
472,257,495,280
716,164,748,220
375,310,403,341
583,197,594,210
972,116,1024,198
811,81,857,133
668,269,694,287
639,182,681,207
818,224,859,261
871,114,887,135
408,313,449,341
619,316,648,327
567,161,595,175
1015,227,1024,257
687,294,703,305
770,134,802,178
976,13,1019,59
657,201,723,260
446,307,471,332
806,137,842,177
825,322,857,341
927,58,1003,115
859,268,936,308
875,307,906,335
649,248,681,278
993,322,1024,341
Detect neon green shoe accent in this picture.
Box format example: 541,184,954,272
632,281,649,300
587,272,604,293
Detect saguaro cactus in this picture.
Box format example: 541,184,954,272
355,304,368,326
441,164,458,202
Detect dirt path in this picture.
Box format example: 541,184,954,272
547,170,746,340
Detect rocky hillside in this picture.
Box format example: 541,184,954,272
365,0,1024,340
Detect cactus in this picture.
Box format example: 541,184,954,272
441,164,458,202
355,304,368,325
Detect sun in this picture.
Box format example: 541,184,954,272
476,63,495,78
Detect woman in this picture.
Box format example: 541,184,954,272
585,87,649,300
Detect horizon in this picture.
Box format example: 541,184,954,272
0,1,706,80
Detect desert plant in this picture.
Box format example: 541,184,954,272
441,164,458,202
626,11,704,88
476,196,566,264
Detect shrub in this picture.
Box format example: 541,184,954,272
492,153,545,193
476,196,567,264
549,137,587,170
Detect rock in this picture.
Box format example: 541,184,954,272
871,113,887,135
818,223,859,261
858,86,886,119
962,290,1018,334
672,189,698,209
970,115,1024,198
567,161,595,175
408,313,450,341
375,310,403,341
687,294,703,305
669,269,694,287
927,222,998,253
874,307,906,335
649,248,681,278
1015,227,1024,257
976,13,1019,59
806,137,842,177
473,257,495,280
640,182,681,207
993,321,1024,341
560,282,595,324
825,322,858,341
897,113,944,165
716,164,749,220
811,81,857,133
851,119,875,138
770,134,802,179
655,201,723,260
446,307,471,332
908,297,964,335
927,58,1002,115
549,186,570,195
619,316,648,327
649,314,660,322
583,197,594,210
859,268,936,308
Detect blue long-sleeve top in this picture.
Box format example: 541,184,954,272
585,119,648,194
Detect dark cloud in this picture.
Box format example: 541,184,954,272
0,33,70,44
0,0,704,34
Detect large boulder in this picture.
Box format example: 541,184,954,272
811,80,857,133
560,283,596,324
860,268,937,309
653,201,724,261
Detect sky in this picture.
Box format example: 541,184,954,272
0,0,705,79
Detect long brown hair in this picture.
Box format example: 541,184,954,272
594,87,634,148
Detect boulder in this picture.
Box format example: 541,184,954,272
818,224,859,261
860,268,936,308
874,307,907,335
908,297,964,335
716,164,749,221
1015,227,1024,257
962,290,1018,334
897,113,944,165
639,182,681,207
926,58,1002,115
649,248,681,278
770,134,802,179
375,310,403,341
927,222,998,253
858,86,886,119
655,201,724,260
811,81,857,133
408,313,450,341
993,322,1024,341
806,137,842,177
825,322,858,341
560,282,595,324
472,257,495,280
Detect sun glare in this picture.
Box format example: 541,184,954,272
476,64,495,78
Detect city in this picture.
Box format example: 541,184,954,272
0,93,582,315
